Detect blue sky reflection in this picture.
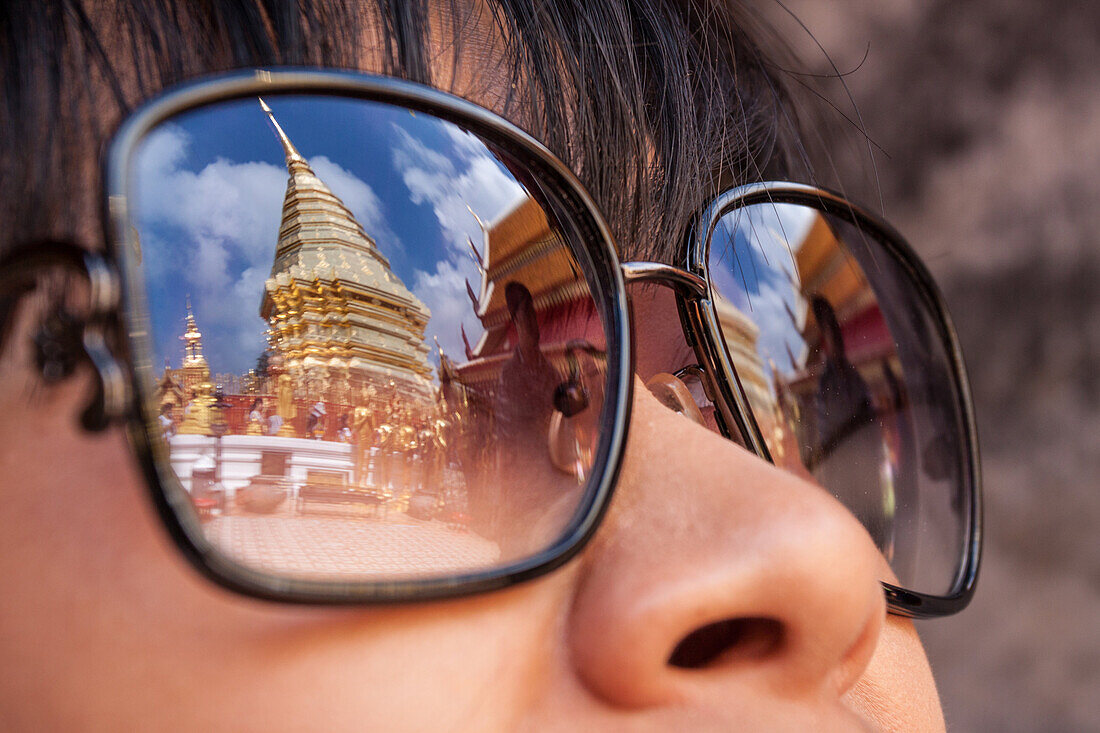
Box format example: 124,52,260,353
132,95,527,377
708,203,817,383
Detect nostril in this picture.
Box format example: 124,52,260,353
667,617,785,669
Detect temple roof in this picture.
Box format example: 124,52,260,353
469,195,587,357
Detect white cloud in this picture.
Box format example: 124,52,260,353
412,260,484,369
391,120,528,368
391,122,526,256
442,123,491,157
135,125,285,262
392,127,455,179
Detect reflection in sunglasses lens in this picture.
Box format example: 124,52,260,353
707,203,971,597
131,95,610,584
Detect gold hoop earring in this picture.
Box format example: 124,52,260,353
547,339,605,479
548,409,596,480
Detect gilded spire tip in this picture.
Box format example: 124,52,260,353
258,97,306,165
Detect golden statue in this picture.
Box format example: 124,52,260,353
373,421,396,490
395,415,419,492
276,373,297,437
178,381,216,435
419,408,450,493
352,405,376,486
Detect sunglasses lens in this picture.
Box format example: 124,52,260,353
127,95,614,586
706,202,974,597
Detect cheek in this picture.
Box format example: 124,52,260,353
0,378,150,604
0,396,193,700
839,542,942,729
0,391,573,730
844,617,945,732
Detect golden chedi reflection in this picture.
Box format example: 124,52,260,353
177,381,217,435
259,99,434,408
157,101,445,442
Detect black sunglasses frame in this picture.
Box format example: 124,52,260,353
676,183,982,618
103,68,634,605
90,68,978,616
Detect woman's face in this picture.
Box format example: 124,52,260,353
0,5,945,731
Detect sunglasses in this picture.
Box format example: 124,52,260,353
11,69,981,617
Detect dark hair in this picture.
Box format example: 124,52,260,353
0,0,804,263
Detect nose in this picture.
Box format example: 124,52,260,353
567,379,885,709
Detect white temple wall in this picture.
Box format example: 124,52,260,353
168,434,354,499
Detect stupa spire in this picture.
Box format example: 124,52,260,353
181,295,206,366
177,295,211,394
259,97,307,166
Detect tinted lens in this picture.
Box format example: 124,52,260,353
127,95,612,584
707,202,973,597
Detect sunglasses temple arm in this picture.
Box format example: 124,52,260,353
80,253,130,431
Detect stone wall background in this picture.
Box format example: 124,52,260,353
768,2,1100,730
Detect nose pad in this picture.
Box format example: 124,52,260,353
662,365,752,449
644,372,706,426
673,364,757,450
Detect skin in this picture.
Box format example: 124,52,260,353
0,4,945,730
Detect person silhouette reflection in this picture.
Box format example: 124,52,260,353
809,295,888,548
497,282,560,442
494,281,565,553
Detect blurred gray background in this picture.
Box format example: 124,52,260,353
771,1,1100,729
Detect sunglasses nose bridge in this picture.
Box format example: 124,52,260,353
620,261,707,298
619,261,767,455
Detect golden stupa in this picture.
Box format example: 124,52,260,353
258,99,433,402
179,296,211,394
175,299,218,435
